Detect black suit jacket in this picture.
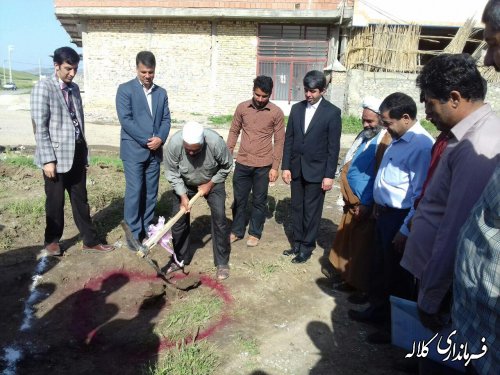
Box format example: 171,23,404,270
282,98,342,183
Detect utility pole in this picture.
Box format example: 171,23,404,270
8,45,14,83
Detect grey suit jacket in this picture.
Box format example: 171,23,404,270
31,75,85,173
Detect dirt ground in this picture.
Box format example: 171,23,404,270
0,95,409,375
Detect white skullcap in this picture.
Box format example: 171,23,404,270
361,96,382,114
182,121,205,145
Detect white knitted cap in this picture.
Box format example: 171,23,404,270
182,121,205,145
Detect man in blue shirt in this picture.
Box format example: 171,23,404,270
348,92,434,344
329,96,391,300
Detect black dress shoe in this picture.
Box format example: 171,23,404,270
334,281,356,292
283,247,299,256
291,253,311,263
366,329,391,344
348,306,386,325
347,292,369,305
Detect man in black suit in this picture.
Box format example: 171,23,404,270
281,70,342,263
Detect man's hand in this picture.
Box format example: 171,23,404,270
392,231,408,253
147,136,162,151
198,181,215,196
282,170,292,184
180,194,190,213
43,162,57,179
321,177,334,191
353,204,371,221
269,168,278,183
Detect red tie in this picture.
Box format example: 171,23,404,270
414,131,450,208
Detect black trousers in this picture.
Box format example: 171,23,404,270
231,162,271,239
368,208,416,317
44,141,99,246
290,175,325,256
171,183,230,266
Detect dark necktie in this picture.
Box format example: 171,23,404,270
64,85,82,140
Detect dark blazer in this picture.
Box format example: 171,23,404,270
116,78,171,162
282,98,342,183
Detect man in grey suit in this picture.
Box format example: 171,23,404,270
116,51,171,242
281,70,342,263
31,46,114,255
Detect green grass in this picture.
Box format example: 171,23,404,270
146,341,220,375
3,154,37,169
341,115,362,134
1,69,38,90
208,114,233,126
89,155,123,171
242,257,291,280
237,335,260,356
420,118,440,137
3,197,45,226
154,290,223,342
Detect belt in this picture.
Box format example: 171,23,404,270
374,204,409,213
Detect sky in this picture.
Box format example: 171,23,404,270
0,0,82,72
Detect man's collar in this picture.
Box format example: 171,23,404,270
450,103,490,142
307,97,323,109
248,99,271,111
137,77,155,92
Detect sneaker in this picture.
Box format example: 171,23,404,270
43,242,62,256
246,235,259,247
82,244,115,253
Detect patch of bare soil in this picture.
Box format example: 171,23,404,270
0,148,409,375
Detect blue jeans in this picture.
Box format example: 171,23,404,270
231,163,271,239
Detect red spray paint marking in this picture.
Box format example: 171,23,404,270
77,270,233,353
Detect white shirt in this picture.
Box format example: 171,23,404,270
304,97,322,132
373,121,434,234
138,78,154,115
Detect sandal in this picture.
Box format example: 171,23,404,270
216,265,230,281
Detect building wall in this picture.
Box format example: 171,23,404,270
82,18,257,122
56,0,348,11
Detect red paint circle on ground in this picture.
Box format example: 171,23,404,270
80,270,233,352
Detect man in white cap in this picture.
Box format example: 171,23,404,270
328,96,391,302
164,122,233,280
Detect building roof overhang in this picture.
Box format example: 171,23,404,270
55,6,353,47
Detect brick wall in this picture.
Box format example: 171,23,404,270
82,18,257,122
56,0,349,11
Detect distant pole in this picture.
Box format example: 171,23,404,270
38,58,42,80
8,45,14,83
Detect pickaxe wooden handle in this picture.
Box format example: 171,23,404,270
143,191,203,249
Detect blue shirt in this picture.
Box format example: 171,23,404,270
374,121,434,235
346,132,381,205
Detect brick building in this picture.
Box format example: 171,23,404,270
54,0,353,121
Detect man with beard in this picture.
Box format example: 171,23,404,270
348,92,434,344
164,122,233,280
328,96,391,302
227,76,285,247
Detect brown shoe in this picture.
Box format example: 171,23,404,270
44,242,61,256
216,265,230,281
229,233,241,244
246,235,259,247
82,243,115,253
